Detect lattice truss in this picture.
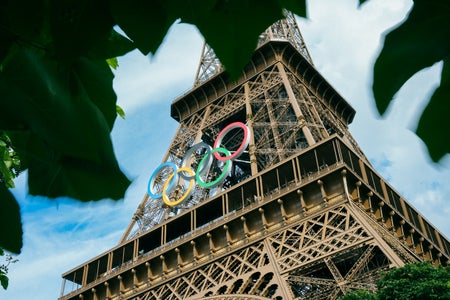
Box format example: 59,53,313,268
124,63,359,240
127,204,396,300
249,74,309,169
132,242,283,300
195,11,313,85
258,10,313,64
123,61,359,241
285,72,366,160
269,205,389,299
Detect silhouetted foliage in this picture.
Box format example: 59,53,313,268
339,262,450,300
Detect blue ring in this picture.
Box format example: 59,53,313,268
147,162,178,198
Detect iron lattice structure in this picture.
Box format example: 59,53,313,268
120,12,365,240
59,12,450,300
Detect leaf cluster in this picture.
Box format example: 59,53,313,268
0,248,7,290
0,0,137,254
0,248,18,290
339,290,377,300
339,262,450,300
373,0,450,161
0,133,21,188
377,262,450,300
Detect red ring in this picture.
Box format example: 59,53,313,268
213,122,250,161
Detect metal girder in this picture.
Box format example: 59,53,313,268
286,244,379,299
289,276,336,287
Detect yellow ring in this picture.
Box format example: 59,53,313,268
162,167,196,207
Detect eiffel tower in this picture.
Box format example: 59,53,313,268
59,12,450,300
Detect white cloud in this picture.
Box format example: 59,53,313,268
113,23,203,113
2,193,128,298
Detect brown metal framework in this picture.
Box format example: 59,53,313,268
121,38,366,241
59,137,450,300
60,13,450,300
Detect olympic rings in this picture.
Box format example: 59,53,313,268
147,122,250,207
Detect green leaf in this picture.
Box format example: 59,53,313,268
10,131,130,201
164,0,217,21
0,0,47,73
373,0,450,114
28,141,130,200
0,139,16,188
0,47,104,162
0,46,130,200
107,57,119,70
358,0,369,6
72,57,118,130
0,160,15,189
110,0,175,55
278,0,307,18
416,58,450,162
116,105,126,119
50,0,114,60
0,0,47,44
0,272,8,290
0,185,22,254
186,0,284,79
0,27,14,67
89,30,136,61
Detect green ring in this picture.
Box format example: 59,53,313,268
196,147,232,188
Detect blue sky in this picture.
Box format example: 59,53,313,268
2,1,450,299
